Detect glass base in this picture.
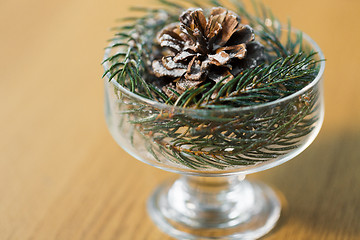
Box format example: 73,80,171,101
147,176,281,240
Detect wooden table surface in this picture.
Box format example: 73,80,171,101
1,0,359,239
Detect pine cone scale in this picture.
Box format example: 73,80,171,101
191,10,207,33
152,60,186,78
208,51,230,66
176,78,202,92
227,25,254,46
214,12,240,47
185,57,203,81
173,51,197,62
162,57,187,70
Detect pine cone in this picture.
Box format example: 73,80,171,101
151,7,265,99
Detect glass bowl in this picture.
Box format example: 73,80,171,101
103,30,325,239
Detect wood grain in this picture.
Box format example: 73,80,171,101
0,0,359,239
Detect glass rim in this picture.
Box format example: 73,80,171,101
103,29,325,114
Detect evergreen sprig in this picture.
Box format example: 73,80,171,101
103,0,323,170
103,0,320,108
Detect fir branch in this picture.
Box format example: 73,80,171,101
103,0,321,108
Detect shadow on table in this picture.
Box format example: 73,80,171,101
256,129,360,238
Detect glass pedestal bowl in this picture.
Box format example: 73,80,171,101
103,32,324,239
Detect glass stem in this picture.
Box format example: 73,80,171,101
166,174,255,228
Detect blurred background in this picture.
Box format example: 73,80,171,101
0,0,359,239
